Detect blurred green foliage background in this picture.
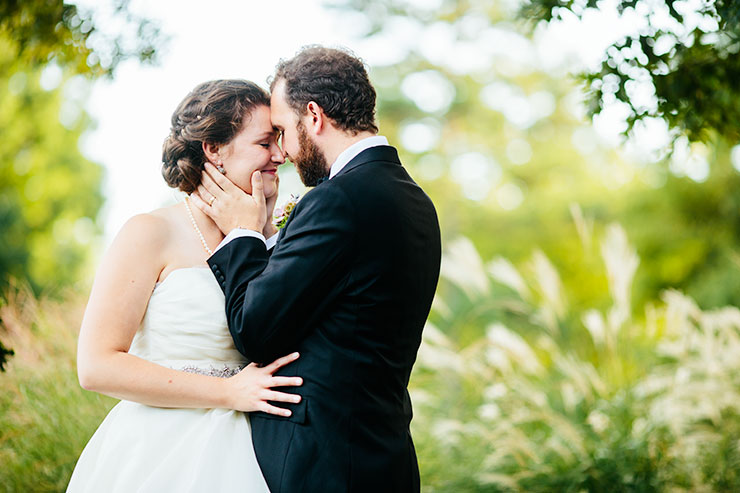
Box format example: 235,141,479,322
2,0,740,491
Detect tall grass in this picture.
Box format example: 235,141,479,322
0,282,115,492
2,219,739,491
411,220,740,491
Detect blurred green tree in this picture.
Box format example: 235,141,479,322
0,0,165,369
0,0,165,292
524,0,740,143
327,0,740,315
1,0,161,76
326,0,643,311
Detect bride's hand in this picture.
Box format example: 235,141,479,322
225,351,302,416
191,163,266,234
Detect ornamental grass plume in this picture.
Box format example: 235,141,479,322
411,220,740,491
3,217,740,491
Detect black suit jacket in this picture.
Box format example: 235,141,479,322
207,145,441,492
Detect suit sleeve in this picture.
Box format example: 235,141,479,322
207,186,355,363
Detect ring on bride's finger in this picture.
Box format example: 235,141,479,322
208,196,216,206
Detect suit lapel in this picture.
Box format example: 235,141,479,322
276,146,401,244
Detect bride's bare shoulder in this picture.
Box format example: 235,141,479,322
113,203,183,250
147,202,185,228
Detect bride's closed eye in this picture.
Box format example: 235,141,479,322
259,132,280,149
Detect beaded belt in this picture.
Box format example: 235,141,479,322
179,363,246,378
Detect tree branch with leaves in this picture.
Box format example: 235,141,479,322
0,0,166,371
523,0,740,143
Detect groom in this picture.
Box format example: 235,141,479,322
196,46,441,492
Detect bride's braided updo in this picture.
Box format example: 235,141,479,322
161,80,270,193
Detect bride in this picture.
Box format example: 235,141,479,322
67,79,297,492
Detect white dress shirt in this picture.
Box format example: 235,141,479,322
213,135,389,253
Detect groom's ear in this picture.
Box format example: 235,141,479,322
305,101,325,134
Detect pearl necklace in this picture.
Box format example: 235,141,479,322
184,196,213,255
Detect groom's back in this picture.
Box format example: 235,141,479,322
251,146,441,493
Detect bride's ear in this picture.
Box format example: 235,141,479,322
202,141,221,165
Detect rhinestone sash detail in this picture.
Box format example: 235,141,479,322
180,364,246,378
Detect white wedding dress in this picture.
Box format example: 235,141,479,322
67,267,269,492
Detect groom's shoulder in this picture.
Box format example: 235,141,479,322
343,145,403,174
297,181,355,214
333,145,423,193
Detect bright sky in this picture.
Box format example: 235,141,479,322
78,0,371,246
74,0,699,249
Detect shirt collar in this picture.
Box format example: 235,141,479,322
328,135,389,179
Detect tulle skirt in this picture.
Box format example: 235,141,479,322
67,400,269,492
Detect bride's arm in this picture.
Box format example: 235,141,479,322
76,213,301,415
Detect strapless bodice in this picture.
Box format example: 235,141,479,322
129,267,246,371
67,267,270,493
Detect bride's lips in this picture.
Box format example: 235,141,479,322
261,168,277,176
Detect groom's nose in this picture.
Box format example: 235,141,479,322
271,142,286,164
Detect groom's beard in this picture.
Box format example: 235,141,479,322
293,121,329,187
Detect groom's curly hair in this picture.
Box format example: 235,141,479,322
270,46,378,135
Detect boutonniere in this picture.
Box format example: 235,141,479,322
272,194,301,230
